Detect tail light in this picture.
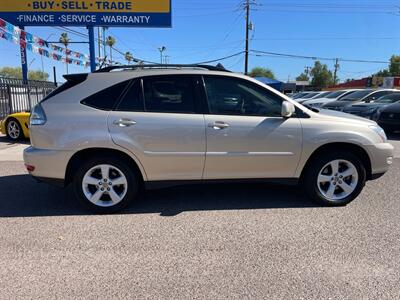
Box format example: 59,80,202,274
30,104,47,126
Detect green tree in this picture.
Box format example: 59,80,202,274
28,70,49,81
249,67,275,79
296,73,310,81
105,36,116,64
124,51,134,65
59,32,70,74
0,67,49,81
374,69,391,77
388,55,400,76
310,61,334,88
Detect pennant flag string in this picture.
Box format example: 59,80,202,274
0,18,92,66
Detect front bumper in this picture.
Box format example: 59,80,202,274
364,142,394,178
23,146,74,183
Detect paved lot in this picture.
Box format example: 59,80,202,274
0,134,400,299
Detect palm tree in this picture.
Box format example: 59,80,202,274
59,33,70,74
105,36,116,65
124,51,133,65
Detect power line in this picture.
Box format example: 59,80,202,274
250,49,400,65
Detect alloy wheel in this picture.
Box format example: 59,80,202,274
82,164,128,207
7,120,21,139
317,159,359,202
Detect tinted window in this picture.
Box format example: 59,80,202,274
326,90,347,98
204,76,283,117
302,92,319,99
364,90,393,101
42,74,87,102
376,93,400,103
116,80,144,111
143,75,195,113
81,81,130,110
340,90,374,101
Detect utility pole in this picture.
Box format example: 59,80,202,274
244,0,250,75
333,58,340,85
158,46,166,64
304,66,312,76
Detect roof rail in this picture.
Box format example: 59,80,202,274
93,64,230,73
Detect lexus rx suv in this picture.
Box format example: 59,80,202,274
24,65,394,213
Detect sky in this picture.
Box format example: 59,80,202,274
1,0,400,83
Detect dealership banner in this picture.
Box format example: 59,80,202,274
0,0,171,27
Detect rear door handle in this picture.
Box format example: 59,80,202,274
113,118,137,127
208,121,230,130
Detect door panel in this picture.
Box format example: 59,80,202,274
203,115,302,179
108,112,206,181
108,75,206,181
202,75,302,180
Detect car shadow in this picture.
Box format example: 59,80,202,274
0,175,322,218
0,135,30,145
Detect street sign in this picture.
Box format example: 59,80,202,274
0,0,171,27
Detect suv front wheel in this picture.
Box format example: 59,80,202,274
73,156,139,213
304,152,366,206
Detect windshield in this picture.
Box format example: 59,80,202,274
376,93,400,103
315,91,331,98
339,90,374,101
325,90,347,99
292,92,308,99
301,92,320,99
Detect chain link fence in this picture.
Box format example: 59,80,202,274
0,77,56,120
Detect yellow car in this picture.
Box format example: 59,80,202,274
0,112,31,140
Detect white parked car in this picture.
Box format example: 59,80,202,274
303,89,360,108
296,91,332,104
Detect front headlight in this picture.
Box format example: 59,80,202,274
369,125,387,142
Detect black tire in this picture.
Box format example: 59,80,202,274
73,156,139,213
5,118,24,141
303,151,366,206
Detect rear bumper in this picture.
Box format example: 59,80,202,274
364,143,394,179
23,146,74,182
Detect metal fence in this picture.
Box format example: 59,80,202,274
0,77,56,120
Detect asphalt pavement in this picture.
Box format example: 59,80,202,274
0,134,399,299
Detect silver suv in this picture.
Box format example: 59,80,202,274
24,65,394,213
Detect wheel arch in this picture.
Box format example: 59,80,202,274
65,147,147,186
300,142,372,181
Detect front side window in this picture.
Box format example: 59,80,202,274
203,76,283,117
143,75,196,113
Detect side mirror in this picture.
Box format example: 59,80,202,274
281,101,295,118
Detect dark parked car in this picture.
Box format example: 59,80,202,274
343,92,400,120
322,89,397,111
377,102,400,133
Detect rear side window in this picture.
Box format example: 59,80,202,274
41,74,87,102
115,80,144,111
143,75,196,113
81,81,130,110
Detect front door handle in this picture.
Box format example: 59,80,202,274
208,121,230,130
113,118,137,127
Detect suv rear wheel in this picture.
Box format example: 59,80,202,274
304,152,366,206
73,156,139,213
